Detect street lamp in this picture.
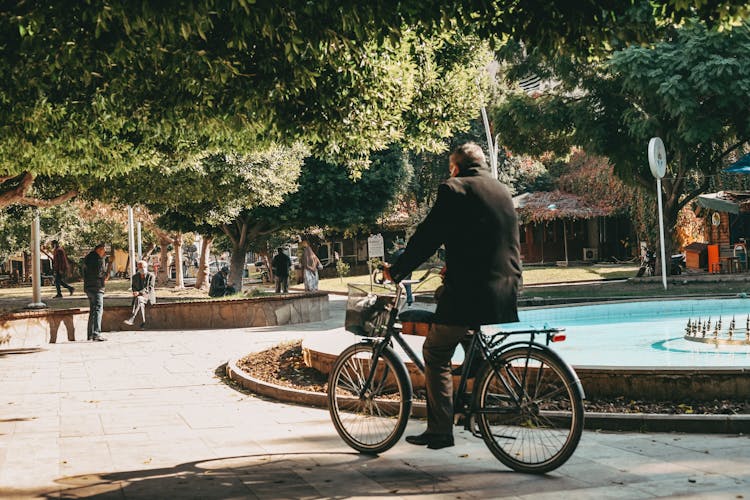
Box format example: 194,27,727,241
27,208,46,309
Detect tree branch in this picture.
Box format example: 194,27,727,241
720,138,749,160
0,172,34,207
677,179,711,212
16,190,78,207
0,172,78,208
220,223,238,246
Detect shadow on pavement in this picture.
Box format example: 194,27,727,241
41,451,478,499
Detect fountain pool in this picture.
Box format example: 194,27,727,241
513,298,750,368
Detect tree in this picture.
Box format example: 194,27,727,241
157,146,410,290
491,21,750,265
2,1,745,207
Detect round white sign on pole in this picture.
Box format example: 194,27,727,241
648,137,667,179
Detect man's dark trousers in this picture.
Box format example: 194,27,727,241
54,271,73,296
86,289,104,339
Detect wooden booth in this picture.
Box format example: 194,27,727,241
513,190,632,264
695,191,750,273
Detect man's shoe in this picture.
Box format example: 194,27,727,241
405,432,454,449
427,435,455,450
90,335,107,342
123,318,135,326
68,287,74,296
53,294,63,298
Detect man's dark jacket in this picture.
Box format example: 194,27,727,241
209,271,229,297
83,250,107,292
390,167,522,326
272,253,292,278
131,271,156,304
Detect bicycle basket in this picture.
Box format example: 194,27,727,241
345,283,397,336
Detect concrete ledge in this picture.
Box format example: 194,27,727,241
226,359,750,434
575,366,750,401
585,412,750,433
302,332,750,401
0,308,86,347
103,292,329,331
0,292,329,345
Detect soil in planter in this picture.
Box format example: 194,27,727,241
236,341,750,415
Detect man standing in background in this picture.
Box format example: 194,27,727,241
83,243,108,342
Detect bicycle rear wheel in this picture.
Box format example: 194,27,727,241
475,346,584,474
327,343,412,454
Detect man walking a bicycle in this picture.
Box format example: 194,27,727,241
384,142,522,450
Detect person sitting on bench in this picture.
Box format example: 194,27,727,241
124,260,156,327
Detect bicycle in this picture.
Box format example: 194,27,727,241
328,269,585,474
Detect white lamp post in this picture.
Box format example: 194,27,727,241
27,209,46,309
127,206,136,278
648,137,668,291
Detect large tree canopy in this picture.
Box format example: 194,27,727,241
492,21,750,261
2,0,747,207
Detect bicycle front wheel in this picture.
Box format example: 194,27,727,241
327,343,412,454
475,346,584,474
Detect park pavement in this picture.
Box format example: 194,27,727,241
1,295,749,499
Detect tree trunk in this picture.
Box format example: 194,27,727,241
262,249,274,281
195,235,213,290
229,248,246,292
156,236,171,286
107,247,116,279
173,233,184,289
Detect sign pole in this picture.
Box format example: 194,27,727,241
656,177,668,290
648,137,668,291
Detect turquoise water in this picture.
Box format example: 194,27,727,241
500,298,750,367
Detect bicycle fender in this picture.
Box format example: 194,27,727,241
494,341,586,400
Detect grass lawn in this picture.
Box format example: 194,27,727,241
299,264,640,294
300,263,750,302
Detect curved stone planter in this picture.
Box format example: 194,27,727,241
225,359,750,434
0,292,328,345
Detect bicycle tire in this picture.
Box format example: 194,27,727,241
327,342,412,454
475,346,584,474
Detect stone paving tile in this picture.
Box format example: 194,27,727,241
60,412,104,438
516,484,653,500
59,453,116,479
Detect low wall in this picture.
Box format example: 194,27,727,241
575,366,750,401
0,292,329,345
302,342,750,401
0,308,87,347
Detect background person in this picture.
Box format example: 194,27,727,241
301,239,322,291
385,142,522,450
43,240,74,297
124,260,156,327
83,243,109,341
209,266,235,297
271,247,292,293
